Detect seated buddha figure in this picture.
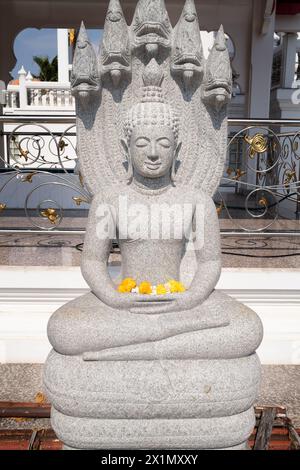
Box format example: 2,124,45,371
47,66,263,361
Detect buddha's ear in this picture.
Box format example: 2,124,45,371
171,141,182,185
121,138,128,155
175,141,182,159
121,138,133,183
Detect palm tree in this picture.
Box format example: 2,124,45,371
32,55,58,81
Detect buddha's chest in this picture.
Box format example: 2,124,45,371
110,194,196,242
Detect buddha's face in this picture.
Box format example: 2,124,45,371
129,125,175,179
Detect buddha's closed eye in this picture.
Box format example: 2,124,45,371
135,137,171,149
157,138,171,148
135,137,149,147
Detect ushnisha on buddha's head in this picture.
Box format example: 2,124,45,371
122,59,181,183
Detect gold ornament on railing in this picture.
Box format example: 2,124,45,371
233,168,246,180
284,169,296,192
22,171,37,183
72,196,90,206
258,197,268,208
216,201,224,216
244,133,268,159
78,171,84,187
40,208,60,224
284,170,296,184
0,203,6,212
225,167,245,180
19,148,29,161
59,139,68,151
11,136,30,161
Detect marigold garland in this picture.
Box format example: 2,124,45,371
117,278,186,295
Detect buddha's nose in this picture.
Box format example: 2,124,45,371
148,143,159,161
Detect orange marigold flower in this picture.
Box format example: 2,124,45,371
122,278,136,290
139,281,152,294
117,284,128,293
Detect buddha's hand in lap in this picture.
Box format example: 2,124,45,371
97,288,203,315
129,292,201,314
101,292,186,314
97,291,176,313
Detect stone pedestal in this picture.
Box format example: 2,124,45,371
44,350,261,449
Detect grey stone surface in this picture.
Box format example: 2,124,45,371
0,363,51,430
1,364,299,429
44,352,261,419
51,406,255,450
43,0,261,450
0,364,43,402
258,365,300,427
47,290,262,358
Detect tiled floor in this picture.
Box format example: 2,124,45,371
1,230,300,268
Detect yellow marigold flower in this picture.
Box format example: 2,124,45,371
139,281,152,294
176,282,186,293
168,279,178,293
117,277,136,293
168,279,186,293
156,284,167,295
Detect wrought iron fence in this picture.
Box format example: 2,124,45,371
0,116,299,236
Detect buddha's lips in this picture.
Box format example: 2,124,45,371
145,162,161,170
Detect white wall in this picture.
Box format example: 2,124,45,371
0,266,299,364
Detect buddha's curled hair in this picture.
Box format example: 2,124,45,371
124,58,180,144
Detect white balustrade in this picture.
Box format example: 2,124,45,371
6,86,19,108
4,67,75,110
25,83,75,109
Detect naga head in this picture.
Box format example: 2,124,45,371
131,0,172,59
100,0,131,87
71,22,100,102
171,0,204,89
202,25,232,110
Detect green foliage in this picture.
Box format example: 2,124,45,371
32,55,58,81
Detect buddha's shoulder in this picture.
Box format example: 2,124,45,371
90,190,120,206
179,186,213,205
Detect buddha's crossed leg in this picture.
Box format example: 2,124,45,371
48,290,234,356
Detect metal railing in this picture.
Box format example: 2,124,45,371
0,116,299,236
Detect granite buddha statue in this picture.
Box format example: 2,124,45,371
44,0,263,450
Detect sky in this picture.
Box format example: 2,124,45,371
10,27,238,80
11,28,103,79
